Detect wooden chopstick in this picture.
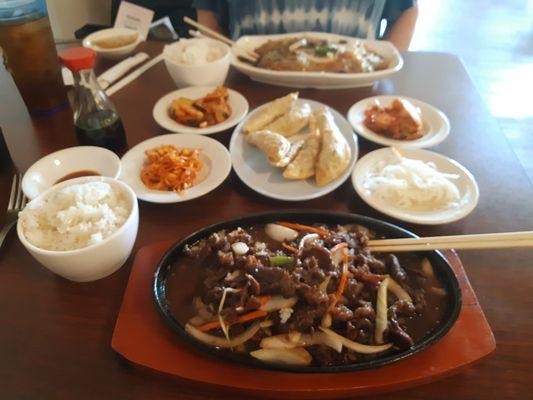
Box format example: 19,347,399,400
183,16,259,61
367,231,533,252
369,231,533,246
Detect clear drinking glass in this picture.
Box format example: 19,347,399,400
0,0,67,115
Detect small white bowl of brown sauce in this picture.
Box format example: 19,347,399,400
22,146,121,200
83,28,142,60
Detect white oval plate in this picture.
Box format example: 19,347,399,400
119,134,231,203
231,32,403,89
153,86,249,134
230,98,358,201
347,95,450,148
352,147,479,225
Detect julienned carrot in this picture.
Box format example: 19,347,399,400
197,309,268,332
236,309,268,324
276,222,328,237
257,295,271,306
281,243,298,253
196,320,221,332
327,252,349,314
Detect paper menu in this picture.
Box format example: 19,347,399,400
114,1,154,40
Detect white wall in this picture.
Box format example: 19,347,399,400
46,0,112,40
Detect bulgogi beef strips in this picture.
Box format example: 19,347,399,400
166,222,449,367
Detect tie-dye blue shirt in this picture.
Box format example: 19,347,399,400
193,0,413,39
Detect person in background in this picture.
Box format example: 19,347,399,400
193,0,418,50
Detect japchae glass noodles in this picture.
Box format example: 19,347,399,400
364,156,462,210
165,222,449,367
247,37,389,73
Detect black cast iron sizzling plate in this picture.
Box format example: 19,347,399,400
153,211,462,373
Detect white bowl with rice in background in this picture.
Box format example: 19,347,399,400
17,176,139,282
163,38,231,88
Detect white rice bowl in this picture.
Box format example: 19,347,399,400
19,181,131,251
164,38,224,65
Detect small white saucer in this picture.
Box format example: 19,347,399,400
153,86,249,135
119,134,231,203
352,147,479,225
347,95,450,148
22,146,121,200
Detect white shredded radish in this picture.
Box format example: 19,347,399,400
231,242,249,255
363,157,462,210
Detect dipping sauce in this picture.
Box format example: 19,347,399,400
55,170,100,184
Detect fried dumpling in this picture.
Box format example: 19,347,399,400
263,103,312,137
315,108,351,186
244,92,298,133
246,130,303,168
283,132,321,180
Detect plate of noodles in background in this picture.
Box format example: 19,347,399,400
352,147,479,225
119,134,231,203
152,86,249,134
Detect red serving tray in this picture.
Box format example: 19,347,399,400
112,241,495,398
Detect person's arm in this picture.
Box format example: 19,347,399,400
197,9,226,35
384,5,418,50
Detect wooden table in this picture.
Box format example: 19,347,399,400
1,42,532,399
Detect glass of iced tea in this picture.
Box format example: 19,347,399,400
0,0,67,115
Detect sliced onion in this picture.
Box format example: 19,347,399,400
321,312,332,328
187,315,206,326
387,277,412,303
260,334,295,349
319,275,332,293
431,286,447,296
288,331,302,344
231,242,249,255
250,347,312,366
265,223,298,242
320,327,393,354
288,38,307,52
375,277,390,344
185,321,263,348
194,297,214,320
330,243,348,266
298,233,319,249
260,295,297,312
421,258,435,278
260,331,342,353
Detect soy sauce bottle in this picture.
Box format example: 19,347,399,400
58,47,126,152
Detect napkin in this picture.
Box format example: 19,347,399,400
98,52,150,89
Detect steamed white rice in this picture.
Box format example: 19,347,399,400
19,181,130,251
165,39,224,65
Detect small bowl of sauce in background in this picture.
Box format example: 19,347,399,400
22,146,121,200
